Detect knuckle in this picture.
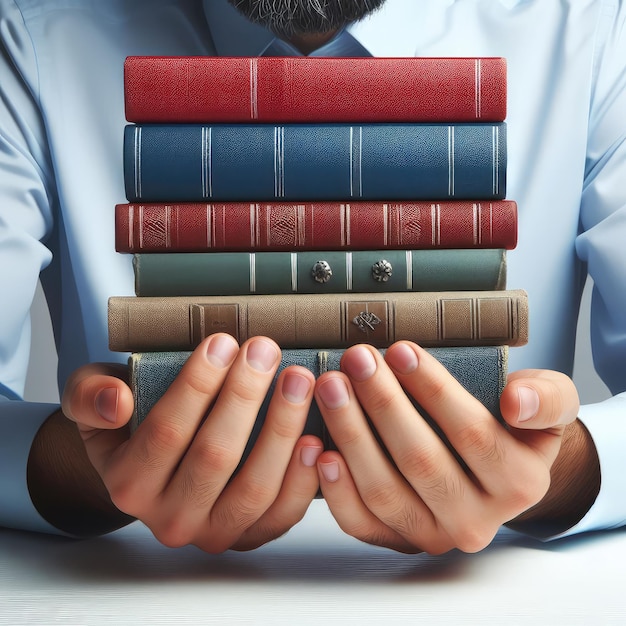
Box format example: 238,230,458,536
213,482,275,534
191,438,242,477
456,421,504,467
362,385,403,416
182,366,221,398
177,465,221,509
360,479,404,512
399,445,445,486
153,516,194,549
267,410,305,442
453,525,498,554
507,472,551,513
416,375,449,410
399,445,467,504
139,420,188,463
337,516,388,547
329,420,365,449
107,480,142,517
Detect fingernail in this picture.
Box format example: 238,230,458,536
320,461,340,483
517,386,540,422
205,334,238,368
282,372,312,404
386,342,418,374
301,445,322,468
317,377,349,410
342,345,377,381
246,338,279,372
95,388,118,424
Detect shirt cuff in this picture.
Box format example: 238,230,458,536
0,397,73,536
550,392,626,539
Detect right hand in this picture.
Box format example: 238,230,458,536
61,334,322,552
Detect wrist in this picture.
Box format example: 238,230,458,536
506,419,600,538
27,409,134,536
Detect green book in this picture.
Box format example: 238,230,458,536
133,248,507,296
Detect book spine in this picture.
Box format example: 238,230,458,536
130,346,509,470
132,249,507,296
108,289,528,352
124,56,507,123
123,123,507,202
115,200,518,253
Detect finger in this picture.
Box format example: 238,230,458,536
315,370,447,550
231,434,323,552
61,364,136,477
206,366,316,551
149,337,281,547
379,343,551,523
62,363,134,431
317,451,429,554
104,333,240,517
339,345,508,550
500,369,580,431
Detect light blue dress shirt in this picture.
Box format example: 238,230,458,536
0,0,625,538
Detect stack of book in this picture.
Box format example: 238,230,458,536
108,55,528,449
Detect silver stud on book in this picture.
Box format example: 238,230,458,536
312,260,333,283
372,259,393,282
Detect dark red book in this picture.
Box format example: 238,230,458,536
124,56,507,123
115,200,518,253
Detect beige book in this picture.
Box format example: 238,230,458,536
108,290,528,352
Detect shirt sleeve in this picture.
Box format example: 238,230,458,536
557,2,626,538
0,1,68,534
0,396,73,535
552,394,626,539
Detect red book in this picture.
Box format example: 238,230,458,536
124,56,507,123
115,200,518,253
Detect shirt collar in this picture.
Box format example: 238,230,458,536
203,0,528,57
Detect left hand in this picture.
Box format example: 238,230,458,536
313,341,580,554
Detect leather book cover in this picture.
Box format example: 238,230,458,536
123,122,507,202
108,289,528,352
130,346,509,480
115,200,518,253
124,56,507,123
132,248,507,296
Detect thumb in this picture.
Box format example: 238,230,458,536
62,363,135,433
500,369,580,431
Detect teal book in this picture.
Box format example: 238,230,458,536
132,249,507,296
129,346,509,479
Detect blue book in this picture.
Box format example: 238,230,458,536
124,123,506,202
129,346,508,477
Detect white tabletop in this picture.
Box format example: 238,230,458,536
1,500,625,625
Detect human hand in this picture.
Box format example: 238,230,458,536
61,334,322,552
313,341,580,554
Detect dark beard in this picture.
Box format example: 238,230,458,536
228,0,386,37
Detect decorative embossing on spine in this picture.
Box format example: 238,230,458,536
189,303,240,344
